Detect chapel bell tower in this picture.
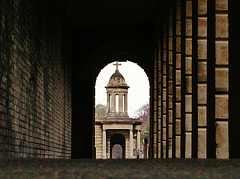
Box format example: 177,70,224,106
105,61,129,118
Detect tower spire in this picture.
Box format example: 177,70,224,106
113,61,121,71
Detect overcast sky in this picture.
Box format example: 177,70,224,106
95,61,149,117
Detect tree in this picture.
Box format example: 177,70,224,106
134,103,150,132
95,104,107,118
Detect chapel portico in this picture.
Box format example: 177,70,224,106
95,61,142,159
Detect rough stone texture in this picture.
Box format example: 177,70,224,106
163,128,166,140
216,0,228,10
215,41,228,65
216,121,229,159
198,128,207,158
176,21,181,36
215,95,229,119
169,81,173,94
169,95,173,109
176,71,181,85
198,18,207,37
0,0,72,158
185,38,192,55
176,37,181,53
185,114,192,131
169,110,173,123
185,95,192,112
186,20,192,37
215,68,229,92
216,14,228,38
168,124,173,138
176,54,181,69
176,87,181,101
198,0,207,15
185,132,192,158
163,115,166,127
185,57,192,75
198,40,207,60
176,103,181,119
198,106,207,127
175,119,181,135
95,124,102,159
175,136,181,158
186,1,192,17
186,77,192,93
198,62,207,82
198,84,207,104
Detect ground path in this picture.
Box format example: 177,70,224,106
1,159,240,178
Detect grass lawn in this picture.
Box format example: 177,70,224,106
1,159,240,178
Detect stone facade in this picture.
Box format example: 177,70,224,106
0,0,72,158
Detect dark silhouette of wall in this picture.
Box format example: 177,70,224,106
0,0,72,158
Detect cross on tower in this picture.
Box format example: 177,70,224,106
113,61,121,71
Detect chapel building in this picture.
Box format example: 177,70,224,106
95,62,142,159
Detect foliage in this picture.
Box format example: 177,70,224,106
95,104,107,118
134,103,149,133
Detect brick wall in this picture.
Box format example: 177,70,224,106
0,0,72,158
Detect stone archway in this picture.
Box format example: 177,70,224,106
110,134,126,159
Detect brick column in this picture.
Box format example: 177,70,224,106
215,0,229,159
162,25,167,158
175,0,182,158
168,7,174,158
153,49,158,158
197,0,208,158
185,0,193,158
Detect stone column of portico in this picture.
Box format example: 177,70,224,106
137,130,141,151
124,94,128,113
107,93,110,112
119,94,123,112
111,93,115,112
102,129,107,159
129,129,133,158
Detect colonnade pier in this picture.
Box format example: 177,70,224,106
1,0,240,160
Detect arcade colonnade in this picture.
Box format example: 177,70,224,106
151,0,229,159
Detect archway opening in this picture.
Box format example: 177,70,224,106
110,134,125,159
112,144,123,159
95,60,150,159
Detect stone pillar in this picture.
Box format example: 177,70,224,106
102,129,107,159
111,93,115,112
215,0,229,159
137,130,141,150
197,0,208,159
119,94,123,112
107,93,110,112
129,129,133,157
124,94,128,113
185,0,193,159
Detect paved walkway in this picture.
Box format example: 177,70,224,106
1,159,240,178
